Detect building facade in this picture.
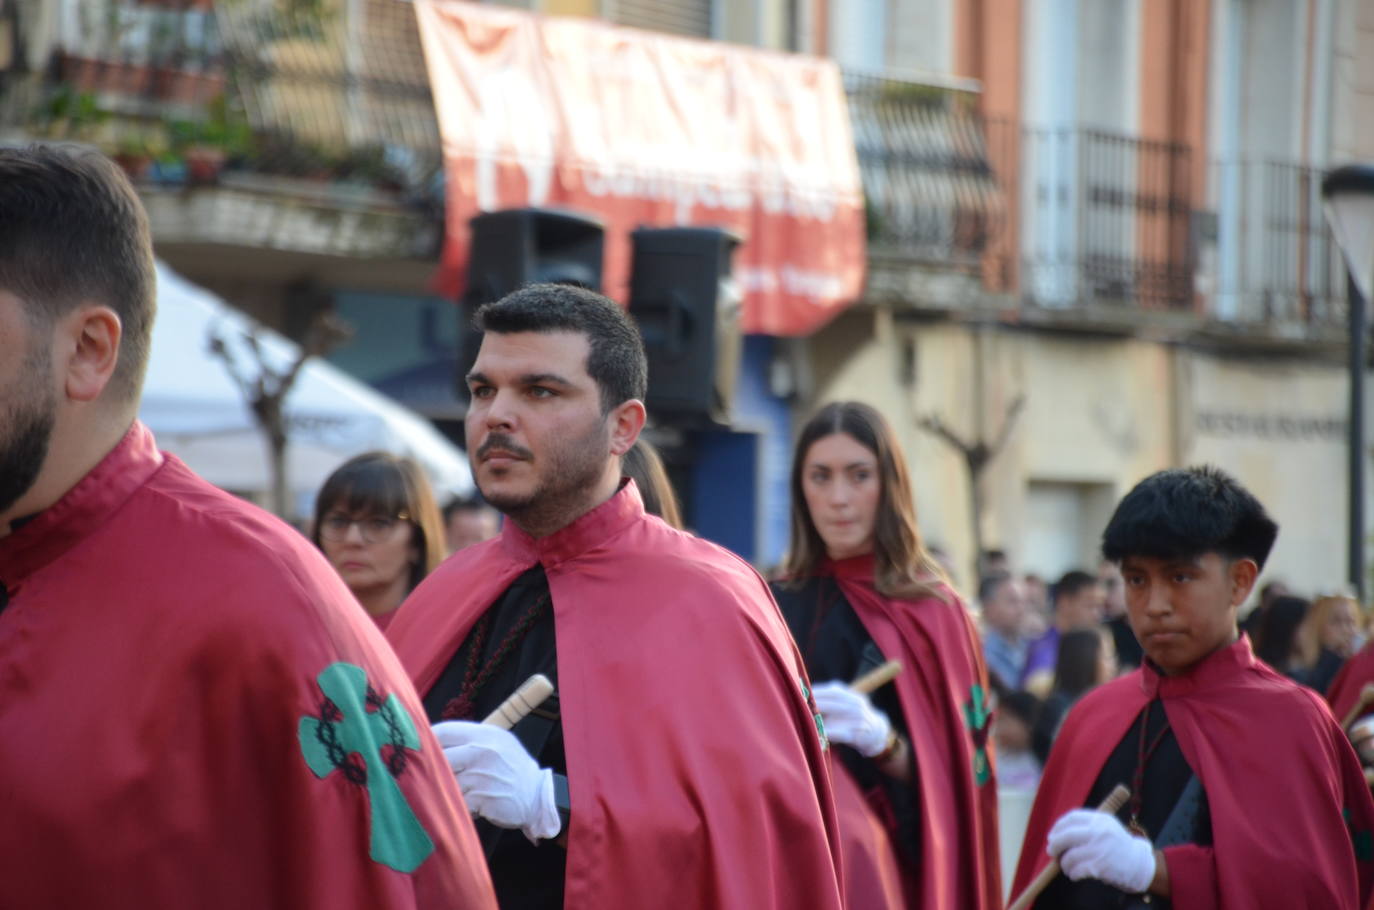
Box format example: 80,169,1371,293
5,0,1372,594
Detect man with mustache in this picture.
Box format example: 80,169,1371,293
387,284,843,909
0,145,497,908
1012,466,1374,909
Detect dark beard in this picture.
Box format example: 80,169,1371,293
0,349,57,518
480,421,612,534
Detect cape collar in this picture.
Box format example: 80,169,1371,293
1138,633,1256,699
0,421,163,586
819,552,876,582
499,479,646,570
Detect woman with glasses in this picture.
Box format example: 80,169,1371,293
312,451,446,629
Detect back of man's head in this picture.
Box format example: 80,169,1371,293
1102,465,1279,569
0,144,156,401
475,284,647,414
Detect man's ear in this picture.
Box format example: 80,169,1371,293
61,305,122,402
607,399,647,457
1228,558,1260,607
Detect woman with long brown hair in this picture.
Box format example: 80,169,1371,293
312,451,447,629
772,401,1000,909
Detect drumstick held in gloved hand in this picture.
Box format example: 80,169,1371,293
1005,784,1131,910
849,660,902,695
482,674,555,731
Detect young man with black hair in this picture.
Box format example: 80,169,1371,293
1012,466,1374,909
0,146,497,906
1020,568,1107,696
386,284,843,909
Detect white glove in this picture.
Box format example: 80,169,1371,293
432,721,562,843
811,680,893,757
1047,808,1156,893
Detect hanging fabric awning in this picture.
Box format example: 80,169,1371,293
414,0,866,336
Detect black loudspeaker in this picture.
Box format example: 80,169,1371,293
628,227,743,424
457,208,605,394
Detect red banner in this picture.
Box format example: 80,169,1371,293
415,1,866,336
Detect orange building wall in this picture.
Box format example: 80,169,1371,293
955,0,1023,294
1139,0,1210,311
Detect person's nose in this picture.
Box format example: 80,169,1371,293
1142,581,1170,617
342,520,368,545
827,479,853,509
483,388,517,432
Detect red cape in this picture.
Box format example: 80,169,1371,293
824,556,1002,910
1012,636,1374,910
0,423,495,908
1327,641,1374,724
388,483,844,909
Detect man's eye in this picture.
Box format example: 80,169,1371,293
528,387,554,398
470,385,494,399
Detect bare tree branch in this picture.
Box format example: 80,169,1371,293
208,306,355,518
207,331,253,401
990,394,1027,454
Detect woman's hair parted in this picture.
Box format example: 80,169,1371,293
311,451,447,593
781,401,948,602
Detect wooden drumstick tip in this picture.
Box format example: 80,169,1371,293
849,659,902,695
1342,682,1374,731
482,673,555,731
1005,784,1131,910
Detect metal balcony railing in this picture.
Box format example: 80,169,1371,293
2,0,441,198
845,71,1348,330
1202,160,1347,328
845,70,1004,270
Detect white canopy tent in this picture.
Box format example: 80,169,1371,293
139,262,474,512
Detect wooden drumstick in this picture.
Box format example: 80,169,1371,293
1006,784,1132,910
850,660,902,695
482,673,555,731
1341,683,1374,731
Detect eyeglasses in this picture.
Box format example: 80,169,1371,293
319,512,411,544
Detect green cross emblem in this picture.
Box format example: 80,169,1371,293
298,662,434,873
963,683,993,786
802,679,829,751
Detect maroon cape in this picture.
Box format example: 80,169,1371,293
0,423,496,908
1013,636,1374,910
388,482,844,909
1327,641,1374,725
822,555,1002,909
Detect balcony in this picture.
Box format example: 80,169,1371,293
1,0,443,262
847,73,1349,338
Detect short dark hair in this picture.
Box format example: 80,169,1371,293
441,492,491,524
1053,570,1098,606
0,144,156,399
978,572,1013,605
475,283,647,413
1102,465,1279,569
